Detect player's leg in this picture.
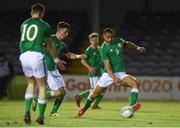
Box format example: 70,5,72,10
91,77,104,109
121,75,141,111
32,85,56,112
36,77,47,125
32,86,65,112
77,73,113,117
92,91,105,109
50,87,66,116
74,90,90,107
31,52,48,125
19,52,35,124
24,76,35,124
74,77,94,107
32,69,66,112
32,85,39,112
46,69,66,116
77,85,107,117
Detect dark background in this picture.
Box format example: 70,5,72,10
0,0,179,76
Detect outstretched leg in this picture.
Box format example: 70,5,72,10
122,75,141,111
77,85,107,117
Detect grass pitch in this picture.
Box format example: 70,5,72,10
0,100,180,127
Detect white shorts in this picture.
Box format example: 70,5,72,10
97,72,129,88
19,51,47,78
47,68,65,91
89,76,100,89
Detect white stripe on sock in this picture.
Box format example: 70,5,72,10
38,99,48,104
131,88,139,93
25,93,33,99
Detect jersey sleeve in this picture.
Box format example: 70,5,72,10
83,48,90,61
100,46,108,61
118,38,126,44
61,42,69,54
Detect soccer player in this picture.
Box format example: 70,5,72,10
77,28,146,117
19,3,65,124
32,21,87,117
74,33,104,109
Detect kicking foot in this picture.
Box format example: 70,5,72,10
35,117,44,125
23,112,31,125
131,103,141,111
49,112,60,117
74,95,81,107
31,99,37,112
77,107,86,117
91,105,102,109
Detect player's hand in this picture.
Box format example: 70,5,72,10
137,47,146,53
57,60,67,71
79,54,87,59
89,67,96,74
114,78,125,86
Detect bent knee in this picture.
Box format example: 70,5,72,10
58,89,66,96
91,92,100,99
132,80,140,89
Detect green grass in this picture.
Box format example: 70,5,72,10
0,100,180,127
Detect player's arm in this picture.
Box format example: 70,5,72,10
65,52,87,60
45,38,66,70
124,41,146,53
81,59,96,74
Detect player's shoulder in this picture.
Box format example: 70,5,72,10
97,45,101,49
100,42,108,52
60,40,67,47
85,46,92,52
39,19,51,28
114,37,125,43
101,42,108,48
21,18,31,25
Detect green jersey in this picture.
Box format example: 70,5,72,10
100,38,126,73
84,46,103,77
19,18,52,53
45,35,68,71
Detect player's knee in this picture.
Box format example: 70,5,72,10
91,92,99,98
56,89,66,97
61,90,66,97
132,80,140,89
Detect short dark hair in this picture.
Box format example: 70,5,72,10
57,22,71,30
103,28,113,34
31,3,45,14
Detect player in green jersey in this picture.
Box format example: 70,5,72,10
31,22,86,117
77,28,146,117
19,3,66,125
74,33,104,109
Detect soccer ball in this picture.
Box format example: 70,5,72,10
120,106,134,118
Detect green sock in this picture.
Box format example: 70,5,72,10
46,91,53,100
33,92,52,103
51,96,64,114
33,95,38,103
93,95,103,106
25,98,33,113
38,103,47,118
130,89,139,106
79,90,90,100
84,98,93,110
